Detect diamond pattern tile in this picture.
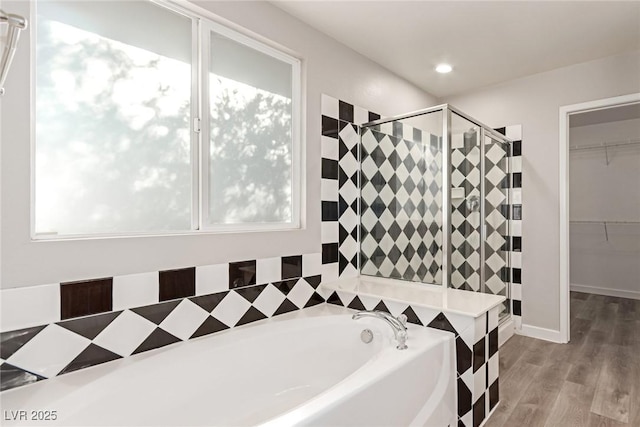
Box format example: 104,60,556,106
57,311,122,340
252,284,286,317
132,328,180,355
287,278,316,309
59,343,121,375
360,125,442,284
0,325,47,360
210,291,252,328
6,324,90,378
158,299,210,341
191,316,228,339
93,310,157,357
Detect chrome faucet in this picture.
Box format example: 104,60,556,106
352,310,408,350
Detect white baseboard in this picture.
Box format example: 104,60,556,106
571,283,640,300
517,324,566,343
498,318,514,347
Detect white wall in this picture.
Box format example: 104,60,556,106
445,50,640,332
569,118,640,298
0,0,437,289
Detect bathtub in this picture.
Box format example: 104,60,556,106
0,305,456,427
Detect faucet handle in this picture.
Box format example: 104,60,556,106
396,314,408,327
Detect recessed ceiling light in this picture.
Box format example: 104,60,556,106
435,64,452,74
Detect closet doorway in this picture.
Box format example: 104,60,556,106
559,93,640,343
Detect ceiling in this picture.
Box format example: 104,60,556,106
272,1,640,98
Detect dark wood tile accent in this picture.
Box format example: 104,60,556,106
321,115,339,139
322,243,339,264
228,260,256,289
159,267,195,302
61,278,113,320
281,255,302,280
338,100,354,122
473,337,486,372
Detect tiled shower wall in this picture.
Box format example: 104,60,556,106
319,94,524,327
360,124,443,284
450,125,522,320
496,126,523,329
320,94,380,282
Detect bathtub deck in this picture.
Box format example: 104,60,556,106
323,276,506,318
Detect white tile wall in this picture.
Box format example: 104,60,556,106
302,253,322,277
195,264,229,296
321,93,338,118
256,257,281,285
0,284,60,332
113,272,159,310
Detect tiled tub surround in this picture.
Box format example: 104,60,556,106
322,276,503,427
0,305,456,427
0,253,323,392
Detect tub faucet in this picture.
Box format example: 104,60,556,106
352,310,408,350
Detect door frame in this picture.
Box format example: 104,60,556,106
558,92,640,343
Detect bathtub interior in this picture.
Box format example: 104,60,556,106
0,306,456,427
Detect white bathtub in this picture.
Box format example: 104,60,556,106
0,305,456,427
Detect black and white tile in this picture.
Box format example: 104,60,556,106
450,130,481,291
0,253,323,392
321,94,380,284
360,124,443,284
496,125,523,328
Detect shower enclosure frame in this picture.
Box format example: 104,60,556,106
361,104,513,313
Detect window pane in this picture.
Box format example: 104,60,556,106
208,31,293,225
35,1,192,236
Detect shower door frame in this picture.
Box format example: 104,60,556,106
361,104,513,306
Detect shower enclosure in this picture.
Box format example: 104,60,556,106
359,105,512,319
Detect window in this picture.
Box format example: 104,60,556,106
34,0,301,238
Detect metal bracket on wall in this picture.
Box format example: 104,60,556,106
0,9,28,96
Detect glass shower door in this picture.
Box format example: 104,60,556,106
484,134,511,317
450,112,481,291
360,110,444,285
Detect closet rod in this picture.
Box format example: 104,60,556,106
569,138,640,152
570,220,640,224
570,220,640,242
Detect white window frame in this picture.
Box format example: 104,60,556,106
30,0,303,240
199,18,302,232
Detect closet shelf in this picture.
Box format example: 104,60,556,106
570,220,640,242
569,138,640,165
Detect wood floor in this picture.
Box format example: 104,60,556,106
485,292,640,427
